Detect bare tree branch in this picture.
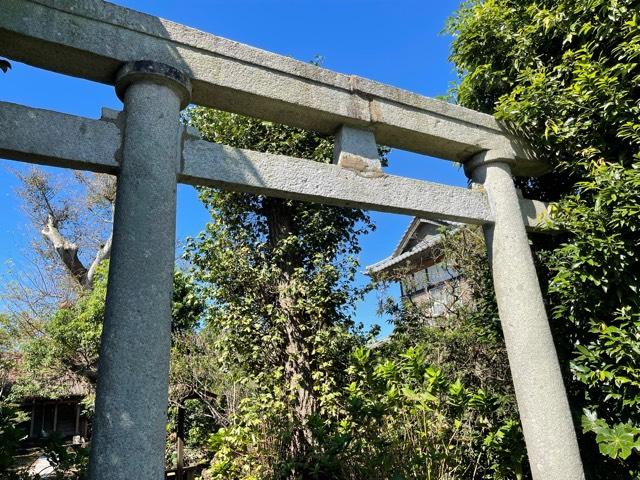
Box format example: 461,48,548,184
11,167,115,292
85,234,112,287
41,213,89,286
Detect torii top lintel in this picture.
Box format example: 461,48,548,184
0,0,544,176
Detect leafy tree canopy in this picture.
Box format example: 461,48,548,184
7,263,204,402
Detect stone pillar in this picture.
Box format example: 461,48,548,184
88,61,191,480
465,151,584,480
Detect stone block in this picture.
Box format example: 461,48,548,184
333,125,383,177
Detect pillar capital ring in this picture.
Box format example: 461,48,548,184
463,149,517,179
115,61,192,109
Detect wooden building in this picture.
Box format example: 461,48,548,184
3,361,91,447
367,218,469,320
20,393,89,446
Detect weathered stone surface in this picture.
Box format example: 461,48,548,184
519,197,550,230
468,154,584,480
333,125,383,177
0,101,120,173
181,136,492,224
88,66,188,480
0,101,549,229
115,60,192,109
0,0,543,175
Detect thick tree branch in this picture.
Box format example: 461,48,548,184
85,234,112,287
41,214,88,288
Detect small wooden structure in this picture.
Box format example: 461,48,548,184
21,395,89,445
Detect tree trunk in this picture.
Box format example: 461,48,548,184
264,198,318,472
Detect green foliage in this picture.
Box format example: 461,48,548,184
0,404,87,480
2,263,203,478
329,342,524,480
38,433,89,480
184,130,527,478
204,326,524,480
166,399,219,468
171,270,205,334
168,327,248,468
11,262,204,401
582,410,640,460
550,162,640,477
372,226,526,479
0,402,27,473
202,324,368,479
184,107,378,478
0,313,26,476
13,264,108,399
448,0,640,476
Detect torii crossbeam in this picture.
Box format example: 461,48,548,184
0,1,584,479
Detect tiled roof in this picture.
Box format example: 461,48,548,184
366,234,441,275
366,218,460,276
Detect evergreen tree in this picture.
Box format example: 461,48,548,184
185,108,377,478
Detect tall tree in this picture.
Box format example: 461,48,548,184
184,108,378,477
448,1,640,476
1,170,115,399
15,169,115,292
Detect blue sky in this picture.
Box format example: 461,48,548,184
0,0,465,335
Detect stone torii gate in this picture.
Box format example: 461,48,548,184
0,1,584,479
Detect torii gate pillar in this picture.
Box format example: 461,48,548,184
88,62,191,480
466,151,584,480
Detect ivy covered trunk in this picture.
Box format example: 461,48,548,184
265,197,319,464
185,106,375,478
